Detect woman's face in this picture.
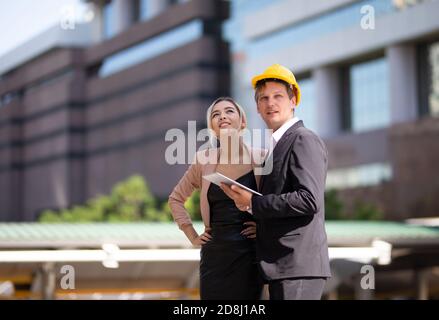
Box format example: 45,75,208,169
210,100,245,138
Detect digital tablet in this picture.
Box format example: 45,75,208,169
202,172,262,196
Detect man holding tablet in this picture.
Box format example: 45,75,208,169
221,64,331,300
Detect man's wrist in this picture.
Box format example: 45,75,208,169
249,194,260,215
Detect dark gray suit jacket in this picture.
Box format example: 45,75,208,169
252,120,331,280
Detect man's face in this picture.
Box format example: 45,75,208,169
256,81,296,131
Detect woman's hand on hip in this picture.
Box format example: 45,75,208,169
191,227,212,246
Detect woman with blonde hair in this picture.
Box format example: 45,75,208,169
168,97,265,300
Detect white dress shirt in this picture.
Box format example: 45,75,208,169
247,117,300,213
271,116,300,147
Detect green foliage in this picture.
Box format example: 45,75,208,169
325,189,345,220
324,189,383,221
39,175,173,223
352,201,384,220
38,210,63,223
40,175,385,223
184,190,201,221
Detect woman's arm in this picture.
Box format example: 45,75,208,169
168,161,200,228
168,159,211,244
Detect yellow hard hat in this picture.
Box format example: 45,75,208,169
251,64,301,105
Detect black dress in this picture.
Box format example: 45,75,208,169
200,170,263,300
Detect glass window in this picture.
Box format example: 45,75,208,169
139,0,148,21
223,0,283,53
247,0,396,59
418,41,439,117
295,78,318,134
139,0,179,21
428,42,439,116
103,1,115,39
349,57,390,132
0,92,15,107
326,162,392,190
99,20,203,77
131,0,141,23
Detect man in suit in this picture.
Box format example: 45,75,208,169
221,64,331,300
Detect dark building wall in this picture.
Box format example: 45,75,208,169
337,183,394,219
325,128,389,170
389,117,439,219
332,117,439,221
0,0,230,221
0,48,84,221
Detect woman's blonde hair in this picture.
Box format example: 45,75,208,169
205,97,247,147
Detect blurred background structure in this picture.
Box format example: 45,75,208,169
1,0,439,300
226,0,439,220
0,0,229,221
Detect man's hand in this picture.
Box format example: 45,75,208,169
241,221,257,238
220,183,253,211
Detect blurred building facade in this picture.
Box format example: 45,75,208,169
0,0,229,221
224,0,439,220
1,0,439,221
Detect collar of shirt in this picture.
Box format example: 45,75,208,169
271,117,300,146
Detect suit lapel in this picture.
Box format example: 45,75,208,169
259,121,304,192
259,152,272,191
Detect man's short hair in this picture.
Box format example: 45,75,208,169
254,78,296,102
